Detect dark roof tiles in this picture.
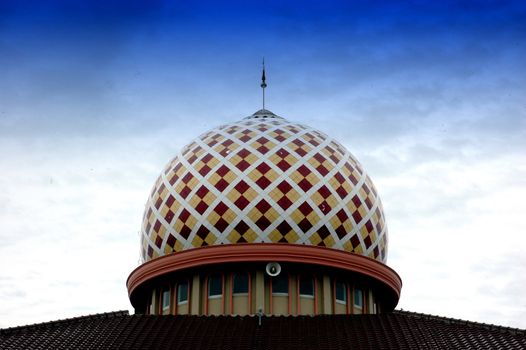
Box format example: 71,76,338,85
1,310,525,350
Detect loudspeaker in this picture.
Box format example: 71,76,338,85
265,262,281,277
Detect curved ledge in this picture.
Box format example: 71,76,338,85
127,243,402,306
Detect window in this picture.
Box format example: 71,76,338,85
161,288,170,311
299,275,314,297
271,274,288,295
335,281,346,304
354,287,363,308
177,281,188,304
208,275,222,298
233,272,249,294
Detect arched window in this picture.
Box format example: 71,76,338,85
299,275,314,298
233,272,249,295
272,274,288,295
208,274,223,298
177,281,188,304
335,281,347,304
354,287,363,309
161,287,170,314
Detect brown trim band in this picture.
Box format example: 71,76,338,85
127,243,402,304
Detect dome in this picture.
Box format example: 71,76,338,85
141,109,388,264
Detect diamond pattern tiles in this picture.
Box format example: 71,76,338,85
141,113,388,264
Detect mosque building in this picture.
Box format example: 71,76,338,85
1,72,525,349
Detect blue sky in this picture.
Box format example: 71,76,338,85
1,1,525,328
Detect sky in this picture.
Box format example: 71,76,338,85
1,0,525,329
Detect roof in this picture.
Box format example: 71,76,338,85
1,310,525,349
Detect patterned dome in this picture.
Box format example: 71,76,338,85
141,110,388,263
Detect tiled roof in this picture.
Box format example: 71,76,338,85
1,310,525,349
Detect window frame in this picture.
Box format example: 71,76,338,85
335,280,347,305
232,272,249,296
208,274,223,299
177,280,189,305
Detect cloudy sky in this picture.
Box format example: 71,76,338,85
1,0,525,329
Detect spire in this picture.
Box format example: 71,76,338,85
260,58,267,109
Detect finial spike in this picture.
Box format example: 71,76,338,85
260,58,267,110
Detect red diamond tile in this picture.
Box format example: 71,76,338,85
298,202,313,215
222,139,234,147
236,160,250,171
316,164,329,176
153,220,162,232
292,139,305,147
180,225,191,239
352,195,361,207
335,212,347,226
335,225,347,239
255,216,271,230
196,185,209,199
166,234,176,247
155,235,163,248
257,145,270,154
336,186,348,199
234,196,250,210
169,174,178,185
317,185,331,198
165,210,174,223
237,149,251,158
365,220,373,232
198,165,211,176
277,196,293,210
352,210,362,224
298,178,313,192
297,165,310,177
235,180,249,194
334,172,345,184
180,208,190,222
298,218,311,232
256,162,271,174
196,226,208,239
195,201,208,214
313,153,326,163
215,218,229,231
255,199,271,213
277,181,292,193
187,154,197,164
214,202,228,216
318,201,331,214
276,221,292,234
256,137,269,144
350,234,360,248
155,197,163,209
256,176,271,189
295,147,308,157
182,173,193,184
202,154,213,163
180,185,191,199
235,221,250,233
318,225,330,239
276,159,291,171
364,235,372,248
216,165,230,177
214,178,229,191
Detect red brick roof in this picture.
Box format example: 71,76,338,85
1,310,525,349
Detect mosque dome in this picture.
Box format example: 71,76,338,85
140,109,388,264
